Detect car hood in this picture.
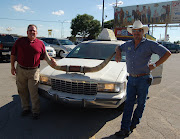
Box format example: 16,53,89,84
41,58,126,83
45,46,54,50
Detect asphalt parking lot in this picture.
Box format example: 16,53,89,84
0,53,179,139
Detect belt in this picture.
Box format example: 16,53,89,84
129,73,150,77
19,64,38,70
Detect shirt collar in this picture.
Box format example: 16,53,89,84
27,37,38,43
131,37,146,44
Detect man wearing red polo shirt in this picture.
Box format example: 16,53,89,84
11,24,56,119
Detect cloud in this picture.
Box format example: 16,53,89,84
97,5,107,10
13,4,30,12
109,1,123,7
30,11,35,13
52,10,64,16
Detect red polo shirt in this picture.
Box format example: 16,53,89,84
11,37,45,67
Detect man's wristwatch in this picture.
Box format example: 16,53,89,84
153,63,157,68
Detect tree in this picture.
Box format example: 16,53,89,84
104,19,114,29
71,14,101,39
174,40,180,44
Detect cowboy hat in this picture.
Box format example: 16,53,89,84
127,20,149,35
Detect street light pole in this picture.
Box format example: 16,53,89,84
59,20,71,38
61,22,64,38
102,0,104,30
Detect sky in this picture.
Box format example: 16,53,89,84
0,0,179,42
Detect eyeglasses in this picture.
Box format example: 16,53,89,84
28,30,37,32
132,29,143,33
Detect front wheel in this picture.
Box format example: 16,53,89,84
58,50,65,58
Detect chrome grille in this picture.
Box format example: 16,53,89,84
51,79,97,95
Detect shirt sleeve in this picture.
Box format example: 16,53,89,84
150,41,170,57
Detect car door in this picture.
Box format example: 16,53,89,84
150,54,163,85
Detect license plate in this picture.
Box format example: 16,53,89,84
2,51,11,55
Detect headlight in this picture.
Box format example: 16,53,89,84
97,82,126,93
40,75,51,86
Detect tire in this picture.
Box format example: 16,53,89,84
58,50,65,58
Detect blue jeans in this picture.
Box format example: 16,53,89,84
121,75,152,131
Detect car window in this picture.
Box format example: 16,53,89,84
47,39,53,44
59,39,74,45
66,42,126,61
42,38,56,45
51,39,58,45
42,38,50,43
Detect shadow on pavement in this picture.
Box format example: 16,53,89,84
0,95,124,138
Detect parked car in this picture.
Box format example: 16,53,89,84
38,29,163,108
166,44,180,53
42,41,56,57
158,41,180,53
41,38,76,58
0,34,15,62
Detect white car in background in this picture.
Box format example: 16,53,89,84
39,29,163,108
42,41,56,58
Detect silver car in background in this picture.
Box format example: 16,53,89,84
41,38,76,58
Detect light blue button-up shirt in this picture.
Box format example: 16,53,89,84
119,38,169,75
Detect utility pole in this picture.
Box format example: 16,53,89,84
102,0,104,30
164,23,168,41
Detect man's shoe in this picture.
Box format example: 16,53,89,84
21,109,31,116
32,113,40,120
115,129,131,137
130,125,136,132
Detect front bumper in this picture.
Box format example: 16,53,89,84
38,85,126,108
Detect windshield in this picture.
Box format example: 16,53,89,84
59,39,74,45
66,42,126,61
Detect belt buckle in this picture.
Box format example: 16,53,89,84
130,74,138,77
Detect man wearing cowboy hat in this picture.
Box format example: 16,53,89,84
115,20,171,137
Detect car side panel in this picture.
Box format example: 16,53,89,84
151,54,163,85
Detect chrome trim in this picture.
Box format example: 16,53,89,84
38,88,126,108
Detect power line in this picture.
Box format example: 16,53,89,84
0,17,58,23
